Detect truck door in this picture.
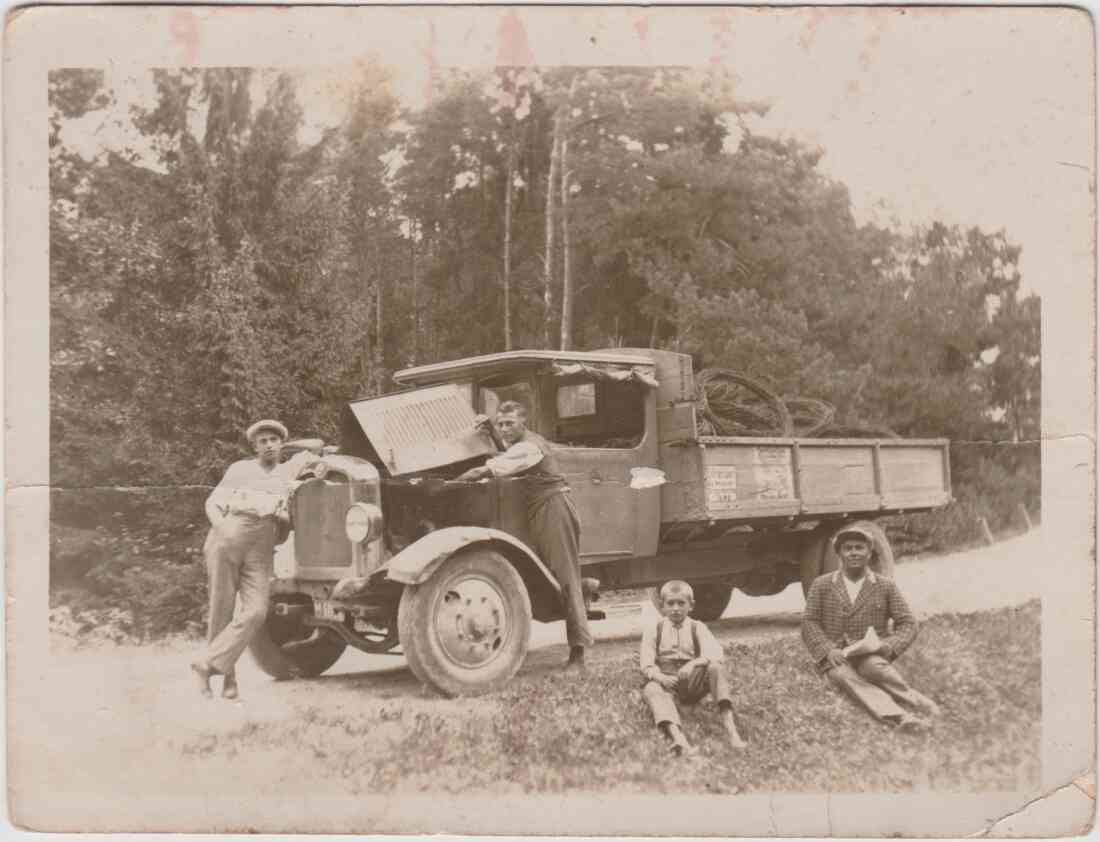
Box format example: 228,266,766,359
545,377,660,564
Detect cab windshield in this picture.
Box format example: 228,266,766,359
479,380,535,419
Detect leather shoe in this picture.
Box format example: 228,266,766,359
894,714,929,734
564,646,587,672
670,738,696,757
909,692,940,718
190,661,214,699
222,672,239,700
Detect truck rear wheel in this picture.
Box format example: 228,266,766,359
648,581,733,622
799,529,831,598
799,520,896,597
248,596,348,679
397,548,532,697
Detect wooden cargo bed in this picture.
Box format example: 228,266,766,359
659,436,952,524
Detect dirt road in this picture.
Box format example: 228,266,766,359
11,530,1042,830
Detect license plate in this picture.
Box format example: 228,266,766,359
316,600,342,620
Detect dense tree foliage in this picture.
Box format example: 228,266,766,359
50,66,1040,490
49,65,1042,639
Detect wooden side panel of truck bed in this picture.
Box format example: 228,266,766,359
660,436,951,524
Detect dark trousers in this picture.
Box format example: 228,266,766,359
530,492,593,648
643,662,733,727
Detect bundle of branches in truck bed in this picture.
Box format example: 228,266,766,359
693,369,899,439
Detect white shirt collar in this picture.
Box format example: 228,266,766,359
833,569,877,586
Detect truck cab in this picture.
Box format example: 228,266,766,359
381,349,664,562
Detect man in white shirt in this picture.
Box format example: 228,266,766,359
842,565,866,604
190,420,319,700
455,401,593,670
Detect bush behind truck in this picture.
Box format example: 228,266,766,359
254,348,951,697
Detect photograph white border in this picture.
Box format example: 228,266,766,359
4,5,1094,835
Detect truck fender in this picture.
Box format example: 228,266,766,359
381,527,563,622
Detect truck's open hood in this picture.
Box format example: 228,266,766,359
341,384,496,476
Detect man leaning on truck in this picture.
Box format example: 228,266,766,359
455,400,594,670
190,419,319,700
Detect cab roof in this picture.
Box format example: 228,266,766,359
393,349,656,387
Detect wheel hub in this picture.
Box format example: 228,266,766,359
435,575,509,669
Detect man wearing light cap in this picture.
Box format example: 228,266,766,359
191,420,319,700
801,523,940,731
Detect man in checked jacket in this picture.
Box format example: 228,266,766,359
802,524,940,731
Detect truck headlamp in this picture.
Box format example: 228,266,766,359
345,502,383,544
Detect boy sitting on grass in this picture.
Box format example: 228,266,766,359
640,580,746,755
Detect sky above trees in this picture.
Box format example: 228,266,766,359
54,8,1091,298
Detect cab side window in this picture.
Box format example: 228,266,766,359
557,382,596,419
479,381,534,419
552,380,643,449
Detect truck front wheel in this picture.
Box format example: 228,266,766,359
248,596,348,679
397,548,532,697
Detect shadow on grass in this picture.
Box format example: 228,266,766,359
308,663,421,697
197,601,1039,796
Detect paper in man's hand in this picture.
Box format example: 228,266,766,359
842,626,884,659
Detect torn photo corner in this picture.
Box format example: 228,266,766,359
5,3,1095,837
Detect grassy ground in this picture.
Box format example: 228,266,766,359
183,600,1039,795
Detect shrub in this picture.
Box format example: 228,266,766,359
51,486,209,641
84,557,207,640
885,502,982,557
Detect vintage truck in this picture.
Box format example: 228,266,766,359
250,348,952,696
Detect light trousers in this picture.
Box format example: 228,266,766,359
643,662,733,727
826,653,925,721
201,514,276,675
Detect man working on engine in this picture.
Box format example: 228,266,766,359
190,420,320,700
455,401,593,670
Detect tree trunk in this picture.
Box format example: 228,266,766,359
503,143,515,351
543,121,561,349
478,153,486,220
559,137,573,351
410,222,419,365
373,255,385,395
361,232,374,390
554,77,580,351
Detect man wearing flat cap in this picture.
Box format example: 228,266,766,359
191,420,319,700
801,524,940,731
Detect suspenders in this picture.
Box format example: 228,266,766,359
655,619,701,658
